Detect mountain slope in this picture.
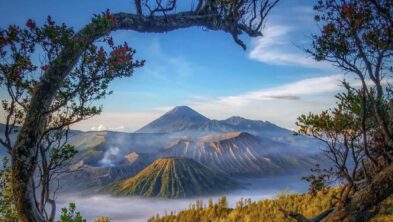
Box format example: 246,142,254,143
221,116,291,137
66,131,175,168
160,132,319,176
110,157,238,198
59,152,156,193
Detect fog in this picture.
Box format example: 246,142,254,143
56,174,308,222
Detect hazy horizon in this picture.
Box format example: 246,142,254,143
0,0,345,132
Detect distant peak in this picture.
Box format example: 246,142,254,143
166,106,207,118
135,105,210,133
224,116,268,124
226,116,247,121
200,131,254,142
176,105,191,109
170,105,194,112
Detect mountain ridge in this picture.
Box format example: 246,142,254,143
159,131,319,176
135,106,291,136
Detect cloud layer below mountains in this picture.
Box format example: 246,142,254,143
57,175,308,222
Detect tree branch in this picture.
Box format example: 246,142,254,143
111,11,265,49
280,207,335,222
135,0,143,15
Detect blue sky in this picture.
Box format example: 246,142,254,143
0,0,348,131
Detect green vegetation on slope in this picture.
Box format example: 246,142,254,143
148,189,393,222
109,157,238,198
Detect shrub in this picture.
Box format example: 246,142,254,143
58,203,86,222
94,216,112,222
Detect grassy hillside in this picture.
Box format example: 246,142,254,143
148,189,393,222
109,157,238,198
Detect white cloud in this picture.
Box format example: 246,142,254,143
70,75,393,131
72,112,161,132
186,74,393,129
140,40,197,81
209,74,343,107
247,2,333,69
90,124,126,132
176,74,346,129
249,24,327,68
90,124,106,131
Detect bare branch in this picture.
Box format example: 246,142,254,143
135,0,143,15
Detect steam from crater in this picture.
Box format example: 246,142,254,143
99,146,120,167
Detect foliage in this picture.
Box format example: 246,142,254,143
307,0,392,149
309,0,392,66
0,11,144,221
301,164,332,195
0,157,18,222
297,0,392,220
297,2,392,220
57,203,86,222
149,189,393,222
297,81,393,211
0,14,144,137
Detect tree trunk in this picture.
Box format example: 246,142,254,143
47,199,56,222
322,163,393,222
282,163,393,222
12,24,99,222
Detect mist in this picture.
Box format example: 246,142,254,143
99,146,120,167
56,174,308,222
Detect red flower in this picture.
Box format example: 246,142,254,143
11,70,22,79
341,4,354,18
104,9,117,25
41,65,49,71
26,19,36,29
97,47,105,60
0,35,5,47
323,23,336,36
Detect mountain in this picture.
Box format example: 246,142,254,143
135,106,290,136
109,157,238,198
221,116,291,137
136,106,212,133
159,132,320,176
135,106,321,150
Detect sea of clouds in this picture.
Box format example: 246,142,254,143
56,174,308,222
